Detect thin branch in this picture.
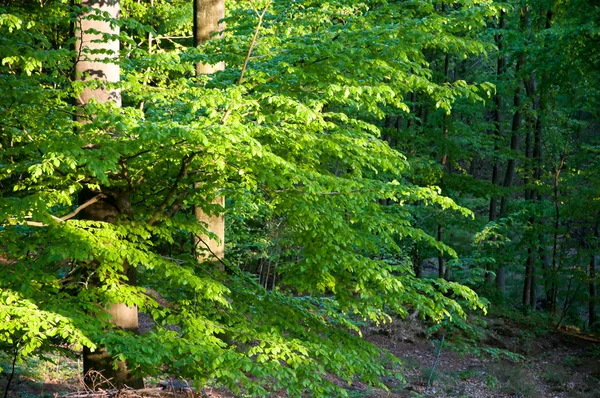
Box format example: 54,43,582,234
57,194,107,222
237,1,271,85
195,234,264,291
5,194,107,227
165,194,188,218
14,220,48,227
426,332,446,393
123,149,152,160
3,342,19,398
220,107,233,124
119,158,133,190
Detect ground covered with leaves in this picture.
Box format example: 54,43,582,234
363,311,600,398
2,308,600,398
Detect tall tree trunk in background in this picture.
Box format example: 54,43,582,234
523,248,534,306
527,8,554,311
549,154,565,315
497,9,527,293
437,47,452,280
75,0,143,389
522,73,541,309
522,75,536,307
437,224,446,278
407,92,417,131
487,10,505,285
590,222,599,329
193,0,225,262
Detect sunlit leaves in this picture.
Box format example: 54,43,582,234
0,0,498,395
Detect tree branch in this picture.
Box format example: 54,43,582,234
237,0,271,85
148,154,195,225
57,194,107,222
5,194,107,227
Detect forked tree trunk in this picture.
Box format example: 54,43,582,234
74,0,143,389
193,0,226,263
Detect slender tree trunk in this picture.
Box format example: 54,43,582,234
382,115,394,145
521,74,538,307
499,54,525,217
589,222,599,328
75,0,143,389
407,92,417,130
537,8,555,312
524,9,552,309
437,49,451,280
589,252,597,328
496,52,525,292
523,248,533,306
193,0,226,263
437,224,445,278
487,10,505,285
412,244,423,278
548,156,566,316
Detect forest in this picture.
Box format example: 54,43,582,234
0,0,599,396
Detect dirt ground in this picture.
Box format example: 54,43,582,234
360,314,600,398
2,313,600,397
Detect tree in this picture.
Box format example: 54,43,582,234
0,0,507,395
73,0,144,388
193,0,225,263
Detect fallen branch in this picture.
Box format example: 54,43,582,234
63,387,164,397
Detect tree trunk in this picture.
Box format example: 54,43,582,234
193,0,225,74
589,253,597,328
590,223,599,328
487,10,505,285
75,0,121,108
75,0,143,389
523,247,534,307
193,0,226,263
437,224,445,278
496,52,525,292
437,50,451,280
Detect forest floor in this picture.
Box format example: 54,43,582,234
360,309,600,398
1,308,600,398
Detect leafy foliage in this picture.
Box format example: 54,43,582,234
0,0,497,395
2,0,599,395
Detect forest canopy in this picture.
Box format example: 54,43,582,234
0,0,599,396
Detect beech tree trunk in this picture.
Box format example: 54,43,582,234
193,0,226,262
74,0,143,389
194,0,225,74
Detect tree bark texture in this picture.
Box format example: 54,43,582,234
75,1,143,389
193,0,226,263
194,0,225,74
75,0,121,107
